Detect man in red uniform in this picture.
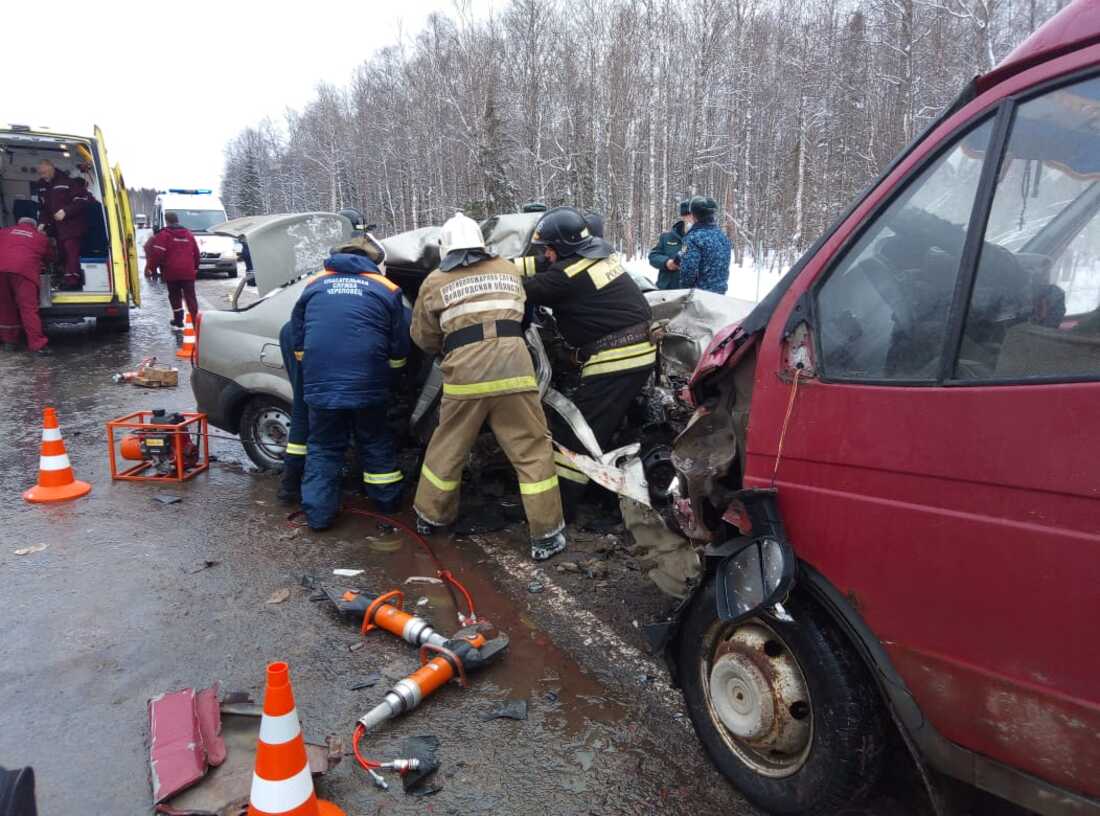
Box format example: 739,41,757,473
36,160,92,290
145,211,200,327
0,217,54,354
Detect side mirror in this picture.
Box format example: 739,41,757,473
715,537,795,622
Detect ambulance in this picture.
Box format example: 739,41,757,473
0,124,139,330
152,190,237,278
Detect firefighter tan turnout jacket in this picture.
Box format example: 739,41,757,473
411,256,536,399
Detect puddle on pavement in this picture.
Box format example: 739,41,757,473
344,510,631,740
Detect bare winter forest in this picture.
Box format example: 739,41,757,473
212,0,1070,262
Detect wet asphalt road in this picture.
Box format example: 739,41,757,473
0,275,958,816
0,275,767,816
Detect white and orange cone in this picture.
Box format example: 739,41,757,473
23,407,91,504
247,662,344,816
177,312,197,360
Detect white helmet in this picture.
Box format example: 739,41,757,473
439,211,485,257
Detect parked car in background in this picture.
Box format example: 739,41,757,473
644,3,1100,814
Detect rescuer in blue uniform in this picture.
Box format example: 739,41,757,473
290,241,411,530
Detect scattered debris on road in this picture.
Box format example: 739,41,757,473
13,543,47,556
154,494,182,505
480,699,528,721
265,588,291,605
348,674,382,690
333,568,363,577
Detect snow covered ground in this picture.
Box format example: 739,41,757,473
624,253,790,304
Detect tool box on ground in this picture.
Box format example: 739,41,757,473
107,409,209,482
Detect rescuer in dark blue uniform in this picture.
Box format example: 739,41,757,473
290,244,411,530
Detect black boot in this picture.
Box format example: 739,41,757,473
277,457,305,506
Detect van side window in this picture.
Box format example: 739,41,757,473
956,76,1100,381
816,119,993,381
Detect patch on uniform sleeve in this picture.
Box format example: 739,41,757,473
586,257,625,290
440,273,522,306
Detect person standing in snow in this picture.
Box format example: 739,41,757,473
648,200,693,290
677,196,731,295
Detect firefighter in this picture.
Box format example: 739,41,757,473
145,212,200,327
648,200,692,290
0,217,54,354
523,206,656,518
277,235,389,507
290,240,409,531
35,160,92,290
411,212,566,561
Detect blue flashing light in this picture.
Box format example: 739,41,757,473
167,188,213,195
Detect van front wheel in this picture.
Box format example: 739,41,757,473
677,579,887,815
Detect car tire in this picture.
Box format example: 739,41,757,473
239,396,292,471
677,578,887,815
227,266,238,279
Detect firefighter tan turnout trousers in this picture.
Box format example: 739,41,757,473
415,391,563,538
410,255,564,540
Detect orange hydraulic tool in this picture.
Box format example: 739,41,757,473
354,592,508,789
360,590,451,650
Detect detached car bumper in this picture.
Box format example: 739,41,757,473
191,365,247,432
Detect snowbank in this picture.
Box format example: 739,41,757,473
624,253,790,304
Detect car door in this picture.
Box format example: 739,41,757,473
113,165,142,306
745,73,1100,796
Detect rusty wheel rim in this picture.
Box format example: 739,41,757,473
701,618,813,778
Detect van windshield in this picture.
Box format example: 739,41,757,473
168,209,226,232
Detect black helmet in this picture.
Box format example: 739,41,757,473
338,207,364,229
583,210,605,238
689,195,718,223
531,206,603,257
521,201,548,213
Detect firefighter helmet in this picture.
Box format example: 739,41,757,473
439,212,486,257
531,206,606,257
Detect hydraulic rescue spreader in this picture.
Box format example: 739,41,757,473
352,589,509,789
321,509,509,791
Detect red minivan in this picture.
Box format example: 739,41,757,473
649,3,1100,814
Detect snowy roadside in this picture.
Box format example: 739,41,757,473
623,254,789,304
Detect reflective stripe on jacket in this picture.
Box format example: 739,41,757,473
411,256,536,400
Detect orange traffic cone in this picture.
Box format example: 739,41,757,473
177,312,196,360
23,407,92,503
247,662,344,816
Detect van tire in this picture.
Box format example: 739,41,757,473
678,579,887,815
227,267,238,279
239,396,292,472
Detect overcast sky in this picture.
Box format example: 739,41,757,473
3,0,493,194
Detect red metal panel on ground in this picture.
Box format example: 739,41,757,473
148,689,206,804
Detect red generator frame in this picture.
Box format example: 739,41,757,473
107,410,210,482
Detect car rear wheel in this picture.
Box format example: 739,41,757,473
677,579,887,815
239,396,292,471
